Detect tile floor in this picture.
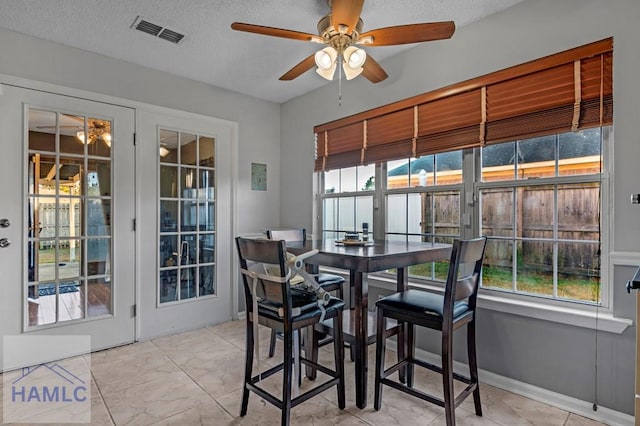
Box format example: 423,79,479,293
1,319,607,425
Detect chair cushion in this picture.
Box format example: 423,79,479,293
258,296,345,322
315,273,345,285
315,273,345,292
376,289,469,319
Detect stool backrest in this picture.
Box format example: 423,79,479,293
266,228,306,242
235,237,294,320
444,237,487,318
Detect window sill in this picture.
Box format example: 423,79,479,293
319,268,633,334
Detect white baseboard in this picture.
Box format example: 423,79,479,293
385,341,633,426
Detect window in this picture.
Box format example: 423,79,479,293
479,129,604,303
322,164,374,239
158,129,216,304
318,128,608,305
385,151,463,281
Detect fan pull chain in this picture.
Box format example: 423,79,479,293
338,58,343,107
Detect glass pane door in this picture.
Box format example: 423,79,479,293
158,129,215,304
27,109,114,327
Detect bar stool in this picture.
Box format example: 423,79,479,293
374,237,487,426
266,228,345,358
236,237,346,426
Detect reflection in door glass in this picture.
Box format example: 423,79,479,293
58,239,82,280
158,129,216,303
181,267,197,300
26,108,114,327
180,133,198,166
160,166,178,198
87,199,111,236
160,270,178,303
28,110,56,152
200,265,215,296
160,130,178,164
59,114,85,154
160,200,178,232
86,118,112,158
87,278,111,317
87,159,111,197
28,284,56,326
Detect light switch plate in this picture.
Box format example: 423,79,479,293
632,194,640,204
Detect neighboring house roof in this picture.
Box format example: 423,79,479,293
388,129,601,175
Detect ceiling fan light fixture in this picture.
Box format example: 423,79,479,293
159,145,170,158
344,46,366,68
102,133,112,147
76,131,86,143
315,46,337,70
315,46,338,80
343,63,363,80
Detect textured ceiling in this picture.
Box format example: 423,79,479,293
0,0,526,103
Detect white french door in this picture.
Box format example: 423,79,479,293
0,84,136,369
137,108,234,339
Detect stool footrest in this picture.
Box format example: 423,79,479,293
381,377,445,408
409,357,473,385
247,377,341,410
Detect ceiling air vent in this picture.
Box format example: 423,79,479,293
131,16,185,44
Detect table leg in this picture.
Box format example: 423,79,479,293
397,267,408,383
352,270,368,409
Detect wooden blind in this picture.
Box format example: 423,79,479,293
416,88,483,156
365,108,415,164
314,38,613,172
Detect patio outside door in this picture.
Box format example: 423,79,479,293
0,84,136,369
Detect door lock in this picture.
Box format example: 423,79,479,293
0,218,9,228
0,238,10,248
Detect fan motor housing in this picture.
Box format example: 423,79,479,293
317,14,363,49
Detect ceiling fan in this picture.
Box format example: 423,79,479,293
36,118,112,145
231,0,455,83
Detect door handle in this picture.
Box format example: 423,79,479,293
0,238,10,248
0,218,9,228
626,266,640,293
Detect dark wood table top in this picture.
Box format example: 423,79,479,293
286,239,452,272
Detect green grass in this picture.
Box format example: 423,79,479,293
407,263,600,303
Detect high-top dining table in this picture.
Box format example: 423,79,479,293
286,239,451,409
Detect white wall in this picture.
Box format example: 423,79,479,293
280,0,640,415
0,27,282,237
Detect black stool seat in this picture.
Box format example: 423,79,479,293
315,273,344,290
376,289,469,319
259,297,345,322
374,237,487,426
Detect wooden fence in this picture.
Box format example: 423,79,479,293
421,184,600,276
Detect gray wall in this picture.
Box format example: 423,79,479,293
0,27,282,238
0,27,283,315
280,0,640,414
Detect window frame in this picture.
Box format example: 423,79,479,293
316,126,612,310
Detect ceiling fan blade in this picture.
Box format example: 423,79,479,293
360,21,455,46
279,54,317,81
362,55,388,83
331,0,364,33
231,22,320,42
